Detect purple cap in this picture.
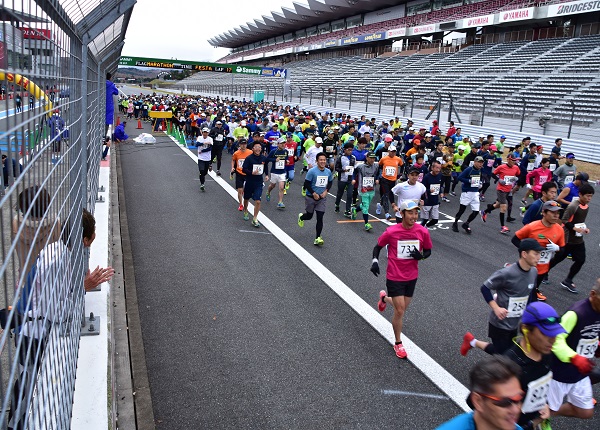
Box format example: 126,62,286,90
521,303,566,337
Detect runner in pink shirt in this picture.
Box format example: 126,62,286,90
526,158,552,199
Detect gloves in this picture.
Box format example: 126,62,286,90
498,179,506,185
370,259,380,277
409,249,424,260
571,354,595,375
546,239,560,252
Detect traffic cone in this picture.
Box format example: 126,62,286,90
136,119,143,129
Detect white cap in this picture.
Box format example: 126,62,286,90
408,127,415,131
457,145,465,151
425,133,432,137
202,127,209,132
388,145,397,151
479,134,485,138
240,120,246,126
315,137,323,143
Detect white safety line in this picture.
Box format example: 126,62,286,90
382,390,450,400
238,229,272,235
171,134,470,412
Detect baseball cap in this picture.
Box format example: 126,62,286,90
216,121,222,124
521,302,567,337
565,152,575,159
473,143,482,149
408,167,420,174
400,201,420,211
202,127,209,132
425,133,432,137
542,200,561,211
479,134,485,138
327,129,334,134
474,156,484,162
508,154,519,160
490,144,498,152
315,137,323,143
367,151,377,158
500,135,506,139
518,238,545,252
408,127,415,131
240,120,246,126
384,134,393,142
239,138,248,145
576,172,589,182
457,145,466,151
348,136,356,142
286,132,293,137
388,145,397,151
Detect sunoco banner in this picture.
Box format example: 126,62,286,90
548,0,600,17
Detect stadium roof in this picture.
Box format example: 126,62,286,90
208,0,401,48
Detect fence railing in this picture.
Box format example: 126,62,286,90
0,0,132,427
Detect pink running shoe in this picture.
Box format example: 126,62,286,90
394,343,407,359
461,332,475,356
378,290,387,312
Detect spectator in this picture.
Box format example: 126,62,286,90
105,72,119,137
2,154,22,187
113,121,129,142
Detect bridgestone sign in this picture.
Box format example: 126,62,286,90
548,0,600,17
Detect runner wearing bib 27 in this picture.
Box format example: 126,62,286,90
504,302,566,430
461,238,541,358
370,201,432,359
512,201,565,302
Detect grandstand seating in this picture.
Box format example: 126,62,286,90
179,33,600,126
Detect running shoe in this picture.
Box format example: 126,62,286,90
238,204,243,211
462,223,472,234
344,210,352,218
394,343,407,359
536,290,547,301
561,280,578,294
313,237,324,246
385,213,391,220
301,187,307,197
500,226,510,234
521,198,528,206
378,290,387,311
351,207,357,220
229,173,234,180
277,202,285,209
520,206,526,217
480,210,487,222
266,192,271,202
284,189,287,195
461,332,475,356
297,213,304,228
252,219,260,228
216,170,221,176
539,419,552,430
285,181,290,190
334,205,340,213
479,194,486,202
243,212,249,221
506,216,516,223
452,223,459,233
442,196,450,202
376,203,382,215
200,184,205,192
450,191,457,197
365,223,373,231
567,253,572,259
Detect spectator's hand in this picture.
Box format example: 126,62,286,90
84,266,115,292
370,259,380,277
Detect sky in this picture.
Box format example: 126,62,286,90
122,0,299,63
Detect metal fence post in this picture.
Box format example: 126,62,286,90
393,91,398,116
321,88,325,106
365,91,369,112
299,88,302,104
481,96,486,127
378,90,383,114
349,91,352,110
568,101,575,139
436,91,441,125
520,98,526,132
309,88,313,105
333,89,337,108
266,87,270,101
410,90,415,117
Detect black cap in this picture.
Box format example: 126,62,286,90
408,167,421,174
576,172,589,182
519,238,545,252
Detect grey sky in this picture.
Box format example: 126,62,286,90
122,0,297,63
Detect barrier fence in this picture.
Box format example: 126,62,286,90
0,0,132,427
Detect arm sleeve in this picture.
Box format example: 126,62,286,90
334,156,343,173
304,179,315,195
372,244,383,259
511,234,522,249
552,311,579,363
422,249,431,259
480,285,494,303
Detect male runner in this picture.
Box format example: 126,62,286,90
371,201,432,359
266,138,289,208
352,151,380,231
376,145,404,220
231,138,252,210
452,156,484,234
389,167,426,224
196,127,213,191
481,153,521,234
241,142,269,227
421,161,442,227
553,153,576,191
334,142,357,217
522,182,557,225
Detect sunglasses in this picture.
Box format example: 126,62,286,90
477,392,524,408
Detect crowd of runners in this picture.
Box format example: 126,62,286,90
118,91,598,430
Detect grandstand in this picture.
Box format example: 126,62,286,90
176,0,600,127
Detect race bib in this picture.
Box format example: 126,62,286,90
252,164,264,175
521,372,553,414
397,240,419,260
487,159,495,167
576,337,599,358
527,162,534,171
237,159,244,169
470,176,481,187
287,148,295,157
346,166,354,176
455,159,464,166
385,166,397,177
326,146,334,153
574,222,586,237
429,184,440,196
355,160,365,166
549,164,557,172
538,249,553,264
382,152,389,159
437,157,444,164
216,134,223,141
275,159,285,170
363,177,374,188
539,175,548,185
564,175,574,184
504,176,516,185
315,175,328,187
469,161,474,167
506,296,528,318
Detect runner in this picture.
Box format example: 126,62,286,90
196,127,213,192
525,158,552,200
512,201,566,302
449,145,467,196
297,153,334,246
460,238,542,357
371,200,432,359
352,151,380,231
376,145,404,220
302,136,323,196
452,156,485,234
547,183,594,293
552,152,577,192
209,120,226,175
389,167,427,224
241,142,269,228
266,138,289,209
480,154,521,234
548,279,600,420
283,133,299,194
230,138,252,210
323,129,338,172
334,142,357,217
420,161,442,228
557,172,589,208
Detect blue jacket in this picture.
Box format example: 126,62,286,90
114,123,128,141
105,79,118,125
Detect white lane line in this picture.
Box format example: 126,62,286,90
239,229,271,235
382,390,450,400
168,134,470,412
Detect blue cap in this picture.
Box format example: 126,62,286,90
500,135,506,139
521,302,566,337
348,136,356,142
400,201,420,211
286,132,293,137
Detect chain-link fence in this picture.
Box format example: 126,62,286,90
0,0,132,427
